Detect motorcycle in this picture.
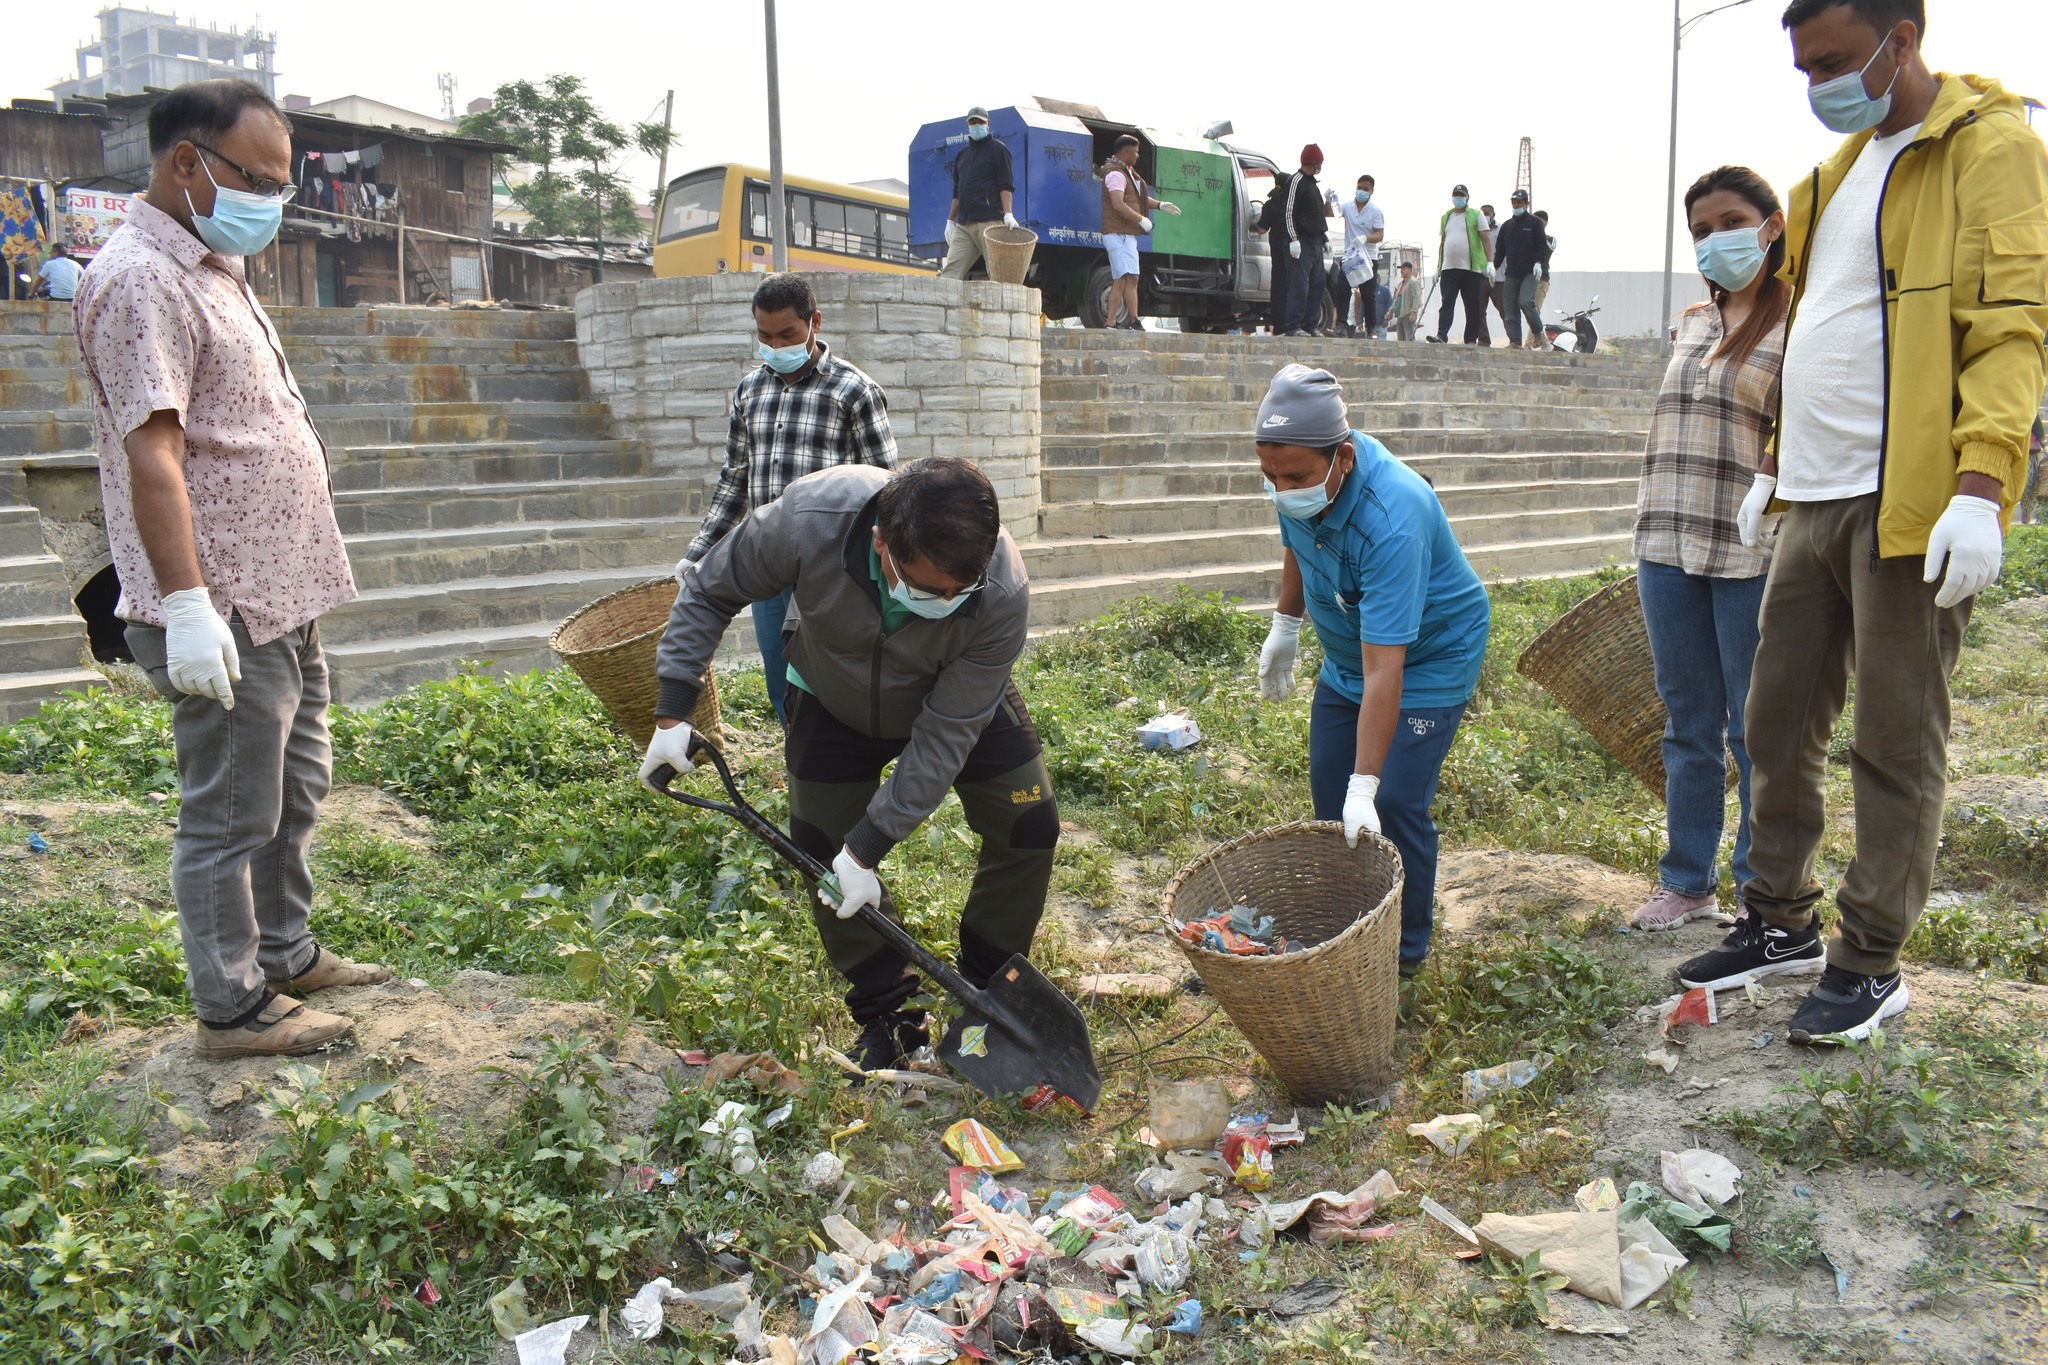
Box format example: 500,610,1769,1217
1543,295,1601,354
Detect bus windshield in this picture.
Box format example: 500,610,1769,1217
658,172,724,242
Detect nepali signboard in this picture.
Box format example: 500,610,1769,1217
64,189,133,259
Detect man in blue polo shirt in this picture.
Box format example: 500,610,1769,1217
1251,364,1491,974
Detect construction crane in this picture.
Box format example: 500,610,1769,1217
1514,136,1533,199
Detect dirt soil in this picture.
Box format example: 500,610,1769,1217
91,970,695,1186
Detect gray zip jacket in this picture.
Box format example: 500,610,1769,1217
654,465,1030,867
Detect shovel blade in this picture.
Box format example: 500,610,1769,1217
936,954,1101,1112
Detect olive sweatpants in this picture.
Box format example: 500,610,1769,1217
782,684,1060,1024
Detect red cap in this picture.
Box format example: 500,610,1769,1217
1301,143,1324,167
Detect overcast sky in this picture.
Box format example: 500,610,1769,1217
13,1,2046,271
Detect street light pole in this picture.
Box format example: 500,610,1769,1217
764,0,788,271
1661,0,1757,353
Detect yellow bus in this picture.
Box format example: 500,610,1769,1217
653,164,936,278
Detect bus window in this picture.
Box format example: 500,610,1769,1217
745,185,769,239
881,211,910,263
843,203,879,254
658,171,724,241
788,192,813,248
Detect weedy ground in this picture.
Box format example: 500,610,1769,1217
1,529,2045,1364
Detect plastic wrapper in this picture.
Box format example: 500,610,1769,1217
1136,711,1201,750
514,1316,588,1365
1221,1130,1273,1190
1164,1298,1204,1335
1145,1078,1230,1151
1076,1315,1154,1357
941,1118,1024,1173
1406,1112,1484,1156
1661,1148,1741,1210
1462,1052,1554,1104
1134,1228,1192,1290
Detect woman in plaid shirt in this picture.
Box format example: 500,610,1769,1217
1629,166,1790,932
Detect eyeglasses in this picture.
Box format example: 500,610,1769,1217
883,544,985,602
190,140,297,203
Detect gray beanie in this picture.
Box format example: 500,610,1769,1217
1256,364,1349,446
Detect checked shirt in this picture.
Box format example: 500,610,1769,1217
1633,303,1783,579
683,340,897,563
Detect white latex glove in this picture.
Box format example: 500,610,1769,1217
1485,263,1498,283
1736,473,1777,549
160,586,240,709
1923,494,2005,609
1343,773,1382,848
1533,263,1545,281
1288,240,1302,260
822,846,881,920
638,719,696,791
944,219,967,248
1325,188,1340,207
1256,612,1302,701
1158,201,1181,216
1139,215,1154,234
1003,212,1019,230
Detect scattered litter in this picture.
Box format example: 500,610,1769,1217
1267,1276,1344,1319
1475,1208,1688,1310
1136,711,1202,751
1641,1048,1679,1075
1077,972,1179,998
1462,1052,1554,1104
1172,903,1305,956
1744,980,1770,1008
803,1151,846,1192
1134,1151,1227,1202
1661,1149,1741,1211
1659,987,1717,1037
489,1280,537,1340
514,1316,588,1365
699,1100,760,1176
1241,1171,1402,1247
1077,1314,1154,1356
1574,1178,1621,1213
1420,1196,1480,1245
1752,1031,1776,1048
1794,1185,1814,1199
1221,1129,1273,1189
621,1278,680,1340
1823,1248,1851,1302
1407,1112,1485,1156
1134,1228,1193,1289
1164,1298,1204,1335
875,1305,960,1364
680,1049,713,1066
1146,1078,1230,1151
414,1276,440,1306
26,832,49,854
1618,1180,1734,1253
1542,1292,1631,1336
702,1050,810,1096
941,1118,1024,1173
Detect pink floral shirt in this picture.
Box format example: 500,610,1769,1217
73,198,354,645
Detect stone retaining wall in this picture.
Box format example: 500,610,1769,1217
573,275,1044,535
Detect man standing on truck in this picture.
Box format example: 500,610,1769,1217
642,458,1060,1073
1099,134,1179,330
1280,146,1334,335
941,106,1020,280
1429,184,1493,344
1338,175,1386,337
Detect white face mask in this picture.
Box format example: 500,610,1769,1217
882,543,978,619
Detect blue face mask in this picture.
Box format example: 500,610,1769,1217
758,324,814,374
883,544,976,619
1513,206,1529,216
1355,190,1371,206
1807,26,1901,133
1452,196,1468,211
1695,223,1770,291
968,123,989,141
185,154,286,257
1262,450,1345,521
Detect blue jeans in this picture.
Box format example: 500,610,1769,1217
751,589,793,726
1636,560,1766,898
1309,680,1467,965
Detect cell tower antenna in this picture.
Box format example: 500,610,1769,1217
1515,135,1533,198
437,72,457,121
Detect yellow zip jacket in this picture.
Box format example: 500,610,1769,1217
1772,73,2048,556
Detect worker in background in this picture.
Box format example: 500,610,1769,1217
1678,0,2048,1044
1493,188,1552,349
1429,184,1492,345
1533,209,1557,324
1393,260,1426,342
940,106,1019,280
643,458,1059,1071
680,272,897,727
1099,134,1179,330
37,242,82,301
1280,146,1334,336
1337,174,1386,337
1251,365,1491,977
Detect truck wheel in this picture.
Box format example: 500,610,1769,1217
1077,263,1114,330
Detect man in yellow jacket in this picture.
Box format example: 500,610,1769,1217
1678,0,2048,1043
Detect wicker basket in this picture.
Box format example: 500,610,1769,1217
1514,574,1736,800
1163,822,1403,1104
550,577,723,752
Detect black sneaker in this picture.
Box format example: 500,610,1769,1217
1787,966,1909,1045
851,1011,929,1073
1674,908,1825,990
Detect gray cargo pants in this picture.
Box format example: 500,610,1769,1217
126,613,331,1024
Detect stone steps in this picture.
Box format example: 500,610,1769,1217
322,567,670,647
343,518,690,591
1043,449,1644,502
0,507,96,718
0,613,94,673
331,475,680,536
329,439,653,494
0,668,106,723
1045,426,1646,469
1039,475,1640,539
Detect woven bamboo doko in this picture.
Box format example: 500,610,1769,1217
1515,574,1737,800
550,577,723,753
1164,822,1403,1105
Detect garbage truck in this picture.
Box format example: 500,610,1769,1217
907,98,1337,331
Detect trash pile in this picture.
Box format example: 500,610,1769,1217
1171,904,1306,957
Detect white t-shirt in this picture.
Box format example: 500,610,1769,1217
1340,200,1385,261
1777,123,1922,501
1443,211,1473,270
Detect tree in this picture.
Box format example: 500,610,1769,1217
459,74,674,241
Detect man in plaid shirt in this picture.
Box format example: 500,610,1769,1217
682,273,897,722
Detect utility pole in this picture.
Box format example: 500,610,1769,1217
1660,0,1682,354
655,88,675,208
764,0,788,270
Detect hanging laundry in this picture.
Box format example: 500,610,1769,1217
358,143,384,171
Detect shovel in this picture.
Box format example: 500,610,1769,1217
647,737,1101,1111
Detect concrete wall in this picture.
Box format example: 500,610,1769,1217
1543,270,1711,338
573,274,1044,536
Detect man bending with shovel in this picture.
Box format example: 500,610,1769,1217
640,458,1060,1072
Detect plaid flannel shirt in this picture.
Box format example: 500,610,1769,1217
1633,304,1783,579
683,340,897,563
